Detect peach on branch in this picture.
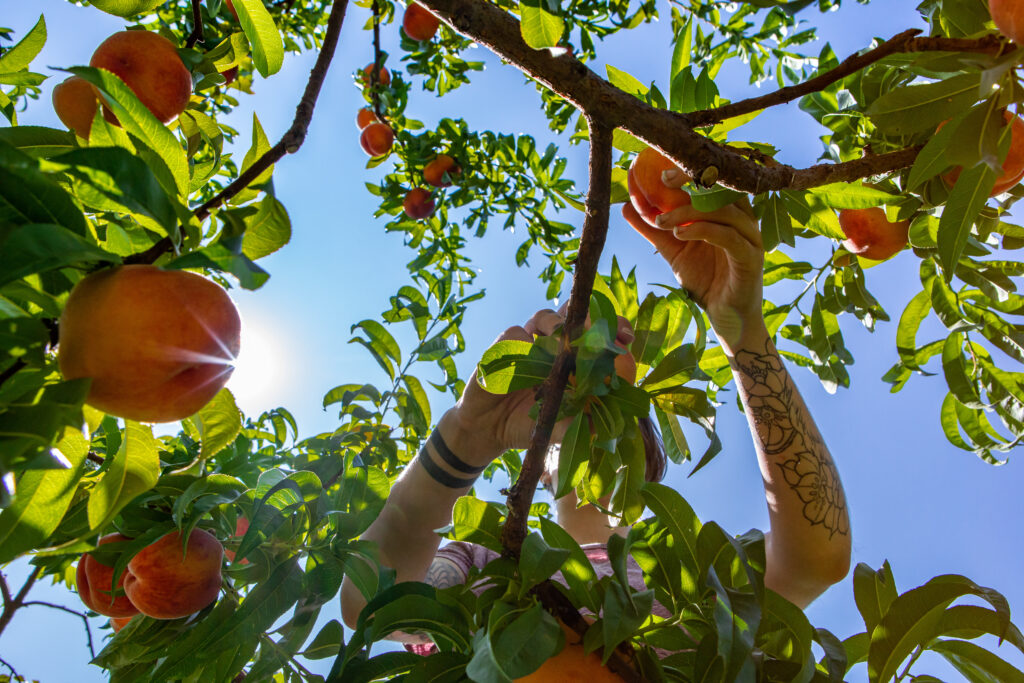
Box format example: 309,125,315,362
990,0,1024,44
223,517,250,564
423,154,461,187
360,64,391,87
627,147,693,227
58,265,241,423
403,188,436,219
360,122,395,157
90,30,193,125
516,621,621,682
838,207,909,262
941,112,1024,196
123,529,223,620
110,616,134,632
52,76,99,139
76,533,140,618
356,108,381,130
403,2,441,41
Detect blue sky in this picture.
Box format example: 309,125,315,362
3,1,1024,680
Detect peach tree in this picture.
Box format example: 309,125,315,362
1,0,1024,681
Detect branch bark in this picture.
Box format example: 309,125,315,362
0,566,41,638
186,0,205,49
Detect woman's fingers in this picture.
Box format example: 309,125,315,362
661,168,687,189
671,221,759,262
655,202,762,249
524,309,562,337
622,203,683,256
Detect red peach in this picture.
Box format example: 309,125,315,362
423,154,461,187
838,207,910,261
942,112,1024,196
361,64,390,87
356,108,381,130
627,147,693,227
123,529,223,620
403,2,440,41
77,534,140,618
403,188,436,219
360,122,395,157
52,76,99,139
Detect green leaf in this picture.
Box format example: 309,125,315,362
233,0,285,77
518,531,569,596
164,244,269,291
640,482,701,573
868,574,1011,683
477,339,553,394
867,73,983,136
937,162,996,278
86,421,161,530
942,333,982,409
907,115,959,191
554,413,591,499
0,428,87,563
895,289,932,367
0,126,77,159
932,639,1024,683
68,67,189,198
605,64,648,99
538,516,599,610
242,195,291,259
853,561,898,635
0,15,46,73
303,619,344,660
760,193,794,250
449,497,504,551
669,16,692,111
0,139,90,236
807,183,897,210
0,224,117,289
194,389,242,461
519,0,565,49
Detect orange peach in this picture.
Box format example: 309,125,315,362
516,620,621,682
423,154,460,187
123,529,223,620
360,122,395,157
627,147,692,227
58,265,241,423
111,616,134,632
356,108,381,130
991,0,1024,44
838,208,909,261
403,2,440,41
942,112,1024,196
403,188,436,219
52,76,99,139
77,534,140,618
361,64,390,87
224,517,250,564
90,30,193,125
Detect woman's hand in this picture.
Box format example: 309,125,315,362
622,172,766,352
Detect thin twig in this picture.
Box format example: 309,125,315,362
0,655,21,681
185,0,205,48
0,566,41,637
0,359,25,391
500,116,614,555
371,0,384,117
0,574,11,612
21,601,96,659
127,0,351,266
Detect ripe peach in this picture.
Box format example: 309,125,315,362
224,517,250,564
403,188,436,219
423,154,460,187
123,529,223,620
111,616,134,632
220,66,239,85
942,112,1024,196
225,0,238,20
838,208,909,261
516,621,621,682
360,122,395,157
361,64,391,87
77,534,140,618
58,265,241,423
90,30,192,125
52,76,99,139
356,108,381,130
991,0,1024,44
627,147,692,227
403,2,440,41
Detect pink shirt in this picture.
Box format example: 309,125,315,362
405,541,677,658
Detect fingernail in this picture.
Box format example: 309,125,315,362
654,214,671,228
662,169,680,182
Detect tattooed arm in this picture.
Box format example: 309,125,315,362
624,187,851,608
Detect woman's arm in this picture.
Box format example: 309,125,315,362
623,187,851,608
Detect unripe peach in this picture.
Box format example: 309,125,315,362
360,122,395,157
990,0,1024,44
77,534,140,618
423,154,460,187
839,208,909,262
123,529,223,620
356,108,381,130
941,112,1024,196
58,265,241,423
403,188,436,219
90,30,193,125
52,76,99,138
403,2,440,41
361,64,390,87
627,147,693,227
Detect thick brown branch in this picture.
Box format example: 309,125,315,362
128,0,351,265
501,117,614,554
688,31,1011,127
186,0,205,49
0,566,41,637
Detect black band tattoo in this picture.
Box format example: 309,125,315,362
418,440,479,489
734,340,849,538
430,430,487,475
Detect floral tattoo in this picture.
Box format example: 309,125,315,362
735,341,849,538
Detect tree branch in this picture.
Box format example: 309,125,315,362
127,0,351,266
186,0,205,49
0,655,21,682
0,360,25,392
501,116,614,554
21,601,96,659
0,566,41,638
371,0,384,118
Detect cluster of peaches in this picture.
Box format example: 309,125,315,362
356,3,460,220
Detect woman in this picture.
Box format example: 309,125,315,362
340,173,851,643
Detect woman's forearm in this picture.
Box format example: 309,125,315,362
723,324,851,608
